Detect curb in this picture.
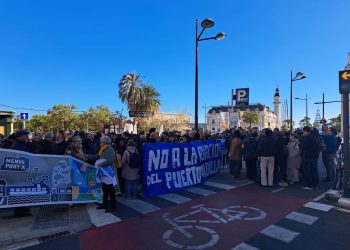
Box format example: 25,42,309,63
325,190,350,210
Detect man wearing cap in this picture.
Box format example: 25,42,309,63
11,129,30,152
10,129,32,217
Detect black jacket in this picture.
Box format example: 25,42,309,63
243,136,257,159
256,135,275,157
299,134,319,159
36,139,54,154
82,139,97,155
53,141,69,155
11,140,30,153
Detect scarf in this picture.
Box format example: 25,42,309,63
99,144,109,157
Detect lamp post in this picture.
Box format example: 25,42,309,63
295,93,311,126
201,103,212,131
195,18,226,131
290,70,307,131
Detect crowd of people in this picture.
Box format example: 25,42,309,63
0,128,221,215
226,125,342,190
0,124,342,215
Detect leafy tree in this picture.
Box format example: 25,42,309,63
328,114,341,132
241,111,259,128
299,117,311,127
82,106,114,132
27,114,50,132
47,104,80,131
113,109,127,133
114,109,127,121
13,115,24,130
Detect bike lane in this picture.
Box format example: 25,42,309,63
80,186,308,250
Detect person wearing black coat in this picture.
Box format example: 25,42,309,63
243,132,258,181
0,133,15,149
11,130,30,153
53,131,69,155
36,132,54,154
256,129,276,187
299,126,319,189
82,133,98,165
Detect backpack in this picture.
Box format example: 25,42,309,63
128,150,141,169
316,136,326,152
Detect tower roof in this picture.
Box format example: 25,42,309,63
274,88,280,97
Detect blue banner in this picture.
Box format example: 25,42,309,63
0,149,119,208
142,140,222,198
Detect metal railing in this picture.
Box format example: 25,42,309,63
334,145,345,190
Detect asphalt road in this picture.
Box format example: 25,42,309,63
20,166,350,250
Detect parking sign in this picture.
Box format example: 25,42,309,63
236,88,249,106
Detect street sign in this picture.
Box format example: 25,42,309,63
339,70,350,94
236,88,249,106
20,113,29,120
129,111,154,118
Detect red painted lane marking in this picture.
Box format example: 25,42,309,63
80,187,308,250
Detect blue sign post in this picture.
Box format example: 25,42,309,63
19,113,29,129
20,113,28,120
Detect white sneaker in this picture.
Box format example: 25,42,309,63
279,181,288,187
302,186,313,190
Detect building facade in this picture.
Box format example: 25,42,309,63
0,111,15,137
206,89,281,133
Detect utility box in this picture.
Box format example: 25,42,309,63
0,111,15,137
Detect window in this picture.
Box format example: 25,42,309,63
212,119,215,124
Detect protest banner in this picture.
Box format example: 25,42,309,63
0,148,119,208
142,140,222,198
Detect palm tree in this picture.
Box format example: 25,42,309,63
118,73,161,114
137,84,160,113
118,73,144,110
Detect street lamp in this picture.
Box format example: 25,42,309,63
295,93,311,126
290,70,307,131
201,103,212,131
195,18,226,131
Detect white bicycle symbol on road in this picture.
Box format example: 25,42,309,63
162,204,267,249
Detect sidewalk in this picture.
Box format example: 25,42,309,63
0,205,91,249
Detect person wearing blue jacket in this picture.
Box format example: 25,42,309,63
322,127,337,182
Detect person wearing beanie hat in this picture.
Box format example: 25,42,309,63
11,129,30,153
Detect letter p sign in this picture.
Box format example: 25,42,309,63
236,88,249,106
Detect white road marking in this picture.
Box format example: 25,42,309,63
158,193,191,204
313,188,333,201
232,243,261,250
260,225,300,243
304,202,334,212
87,204,122,227
204,181,236,190
271,188,285,193
285,212,319,225
118,198,160,214
186,187,216,196
336,207,350,213
7,240,40,250
239,180,254,187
